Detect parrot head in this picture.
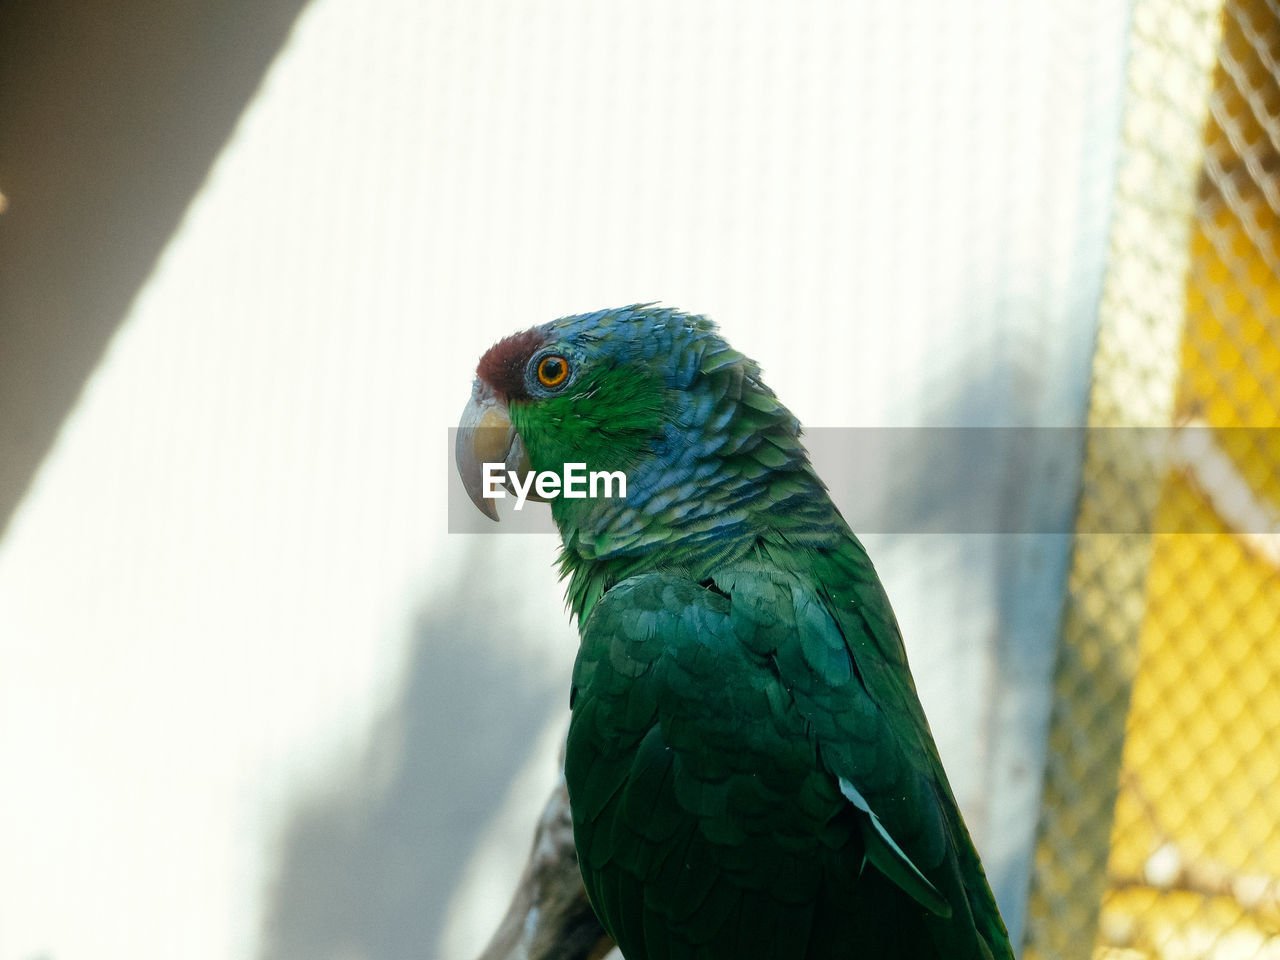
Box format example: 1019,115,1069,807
457,304,833,614
456,305,678,521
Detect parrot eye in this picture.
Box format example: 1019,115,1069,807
535,354,570,389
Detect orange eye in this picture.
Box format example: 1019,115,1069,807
536,354,570,388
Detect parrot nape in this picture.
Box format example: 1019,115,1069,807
456,305,1013,960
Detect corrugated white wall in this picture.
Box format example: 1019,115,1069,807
0,2,1128,958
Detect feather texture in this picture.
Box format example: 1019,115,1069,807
473,306,1013,959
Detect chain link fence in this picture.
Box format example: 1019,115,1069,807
1025,0,1280,957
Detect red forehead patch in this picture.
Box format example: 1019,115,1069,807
476,327,546,401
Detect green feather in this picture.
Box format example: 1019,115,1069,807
838,776,951,918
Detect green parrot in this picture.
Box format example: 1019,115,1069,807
456,305,1013,960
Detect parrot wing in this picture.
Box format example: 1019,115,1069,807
566,566,1011,960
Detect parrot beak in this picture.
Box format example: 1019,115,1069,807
456,380,534,521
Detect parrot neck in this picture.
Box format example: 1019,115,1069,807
553,448,844,624
535,315,846,623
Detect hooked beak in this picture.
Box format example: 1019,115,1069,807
456,380,533,521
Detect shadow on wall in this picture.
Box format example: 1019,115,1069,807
258,542,561,960
0,0,310,538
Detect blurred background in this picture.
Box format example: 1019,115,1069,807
0,1,1275,959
